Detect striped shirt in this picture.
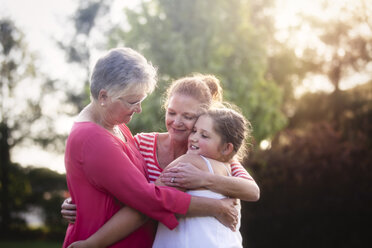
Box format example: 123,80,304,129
134,132,254,183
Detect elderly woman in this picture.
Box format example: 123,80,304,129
62,48,239,248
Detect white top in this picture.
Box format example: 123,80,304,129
152,156,243,248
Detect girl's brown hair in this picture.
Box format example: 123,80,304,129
205,103,252,161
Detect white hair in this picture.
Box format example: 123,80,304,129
90,47,157,100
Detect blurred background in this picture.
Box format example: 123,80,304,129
0,0,371,247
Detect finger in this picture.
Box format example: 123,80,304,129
62,203,77,210
61,209,77,216
64,197,72,205
160,175,173,184
62,214,76,221
161,171,178,178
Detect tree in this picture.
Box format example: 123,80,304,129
298,0,372,120
110,0,287,142
243,83,372,247
0,19,58,233
58,0,113,112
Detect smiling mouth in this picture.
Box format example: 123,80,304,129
172,127,186,132
189,144,199,150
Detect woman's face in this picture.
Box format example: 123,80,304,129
165,93,201,143
187,115,224,161
105,92,147,125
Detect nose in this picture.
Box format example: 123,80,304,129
133,103,142,113
173,116,183,126
189,132,197,142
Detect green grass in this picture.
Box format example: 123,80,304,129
0,240,62,248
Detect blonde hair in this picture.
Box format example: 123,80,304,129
163,74,223,110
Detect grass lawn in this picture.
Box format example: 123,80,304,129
0,240,62,248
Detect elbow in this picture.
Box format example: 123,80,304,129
244,183,260,202
136,212,149,226
252,185,260,202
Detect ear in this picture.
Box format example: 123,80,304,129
98,89,109,105
221,142,234,157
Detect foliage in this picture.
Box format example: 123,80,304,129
0,18,65,234
0,18,34,233
0,240,61,248
111,0,287,141
58,0,113,112
0,163,68,240
241,84,372,247
299,0,372,93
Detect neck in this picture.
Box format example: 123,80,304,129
167,135,188,159
82,103,115,131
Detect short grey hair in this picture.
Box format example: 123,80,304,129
90,47,157,100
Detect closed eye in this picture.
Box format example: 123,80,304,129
184,115,195,120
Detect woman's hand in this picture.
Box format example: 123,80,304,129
61,197,77,223
160,162,209,189
68,240,97,248
215,198,239,231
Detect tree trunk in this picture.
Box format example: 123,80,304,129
0,122,10,233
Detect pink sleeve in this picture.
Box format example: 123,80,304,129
82,134,191,230
230,161,254,181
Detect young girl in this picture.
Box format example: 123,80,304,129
152,105,250,248
67,104,252,248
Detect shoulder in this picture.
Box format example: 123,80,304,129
134,132,158,144
69,122,108,142
167,154,208,172
207,158,230,176
135,132,159,138
175,154,228,176
156,132,169,144
177,154,204,163
67,123,122,161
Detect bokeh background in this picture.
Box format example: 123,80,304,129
0,0,371,247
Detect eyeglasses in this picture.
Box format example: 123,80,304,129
118,95,147,110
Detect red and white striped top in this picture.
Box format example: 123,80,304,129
134,132,254,183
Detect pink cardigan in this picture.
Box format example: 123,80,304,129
63,122,191,248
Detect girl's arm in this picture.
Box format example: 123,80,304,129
160,161,260,202
68,206,147,248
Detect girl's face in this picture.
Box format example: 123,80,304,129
165,93,200,143
187,115,224,161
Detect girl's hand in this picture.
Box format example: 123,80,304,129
215,198,239,231
61,197,77,223
160,162,209,189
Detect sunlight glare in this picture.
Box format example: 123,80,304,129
260,139,272,150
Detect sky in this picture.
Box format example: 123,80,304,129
1,0,370,174
0,0,141,173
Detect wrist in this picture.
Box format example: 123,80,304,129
85,236,103,248
204,172,214,189
209,198,223,218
